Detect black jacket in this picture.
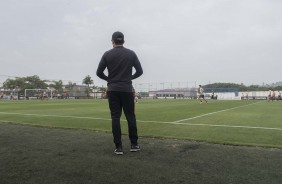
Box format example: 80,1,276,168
96,46,143,92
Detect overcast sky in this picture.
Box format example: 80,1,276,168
0,0,281,88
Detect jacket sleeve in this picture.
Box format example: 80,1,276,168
96,53,108,81
132,54,143,80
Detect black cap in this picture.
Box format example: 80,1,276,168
112,31,124,42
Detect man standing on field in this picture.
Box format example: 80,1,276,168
197,85,208,104
96,31,143,155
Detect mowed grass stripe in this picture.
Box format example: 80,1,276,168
173,101,263,123
0,99,281,148
0,110,281,131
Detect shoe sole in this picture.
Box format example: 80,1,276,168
114,152,124,155
130,149,141,152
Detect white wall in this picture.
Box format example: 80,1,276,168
214,92,239,100
208,91,275,100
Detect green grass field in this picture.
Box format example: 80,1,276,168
1,99,282,184
0,99,281,148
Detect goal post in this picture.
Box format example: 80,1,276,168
25,89,53,100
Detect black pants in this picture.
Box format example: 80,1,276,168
107,91,138,148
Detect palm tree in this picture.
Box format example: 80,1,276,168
82,75,93,98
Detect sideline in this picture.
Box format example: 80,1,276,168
0,112,112,121
149,121,282,131
1,101,281,131
174,101,263,123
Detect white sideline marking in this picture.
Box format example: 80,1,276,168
0,112,112,121
0,112,171,123
149,121,282,131
1,101,281,131
173,101,263,123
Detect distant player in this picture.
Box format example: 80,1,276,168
197,85,207,104
211,90,215,99
271,91,276,101
132,88,138,104
38,91,44,100
10,92,14,100
211,90,217,100
43,91,48,100
278,91,281,100
268,90,272,102
134,94,138,103
132,88,138,114
0,91,4,99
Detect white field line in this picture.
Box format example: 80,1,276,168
148,121,282,131
1,101,281,131
0,112,171,123
164,101,282,130
0,112,112,121
173,101,263,123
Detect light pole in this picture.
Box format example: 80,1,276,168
149,84,152,92
160,83,164,90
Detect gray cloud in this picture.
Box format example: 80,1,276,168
1,0,281,86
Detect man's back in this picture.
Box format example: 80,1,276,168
96,31,143,155
198,87,204,95
97,46,143,92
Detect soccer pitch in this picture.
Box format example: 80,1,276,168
0,99,281,148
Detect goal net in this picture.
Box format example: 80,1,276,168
25,89,53,100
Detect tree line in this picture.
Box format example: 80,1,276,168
2,75,281,95
203,83,282,91
1,75,106,97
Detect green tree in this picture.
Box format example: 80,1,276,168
25,75,47,89
82,75,94,98
204,83,248,91
3,75,48,95
98,86,107,93
203,82,282,92
49,80,63,94
82,75,93,88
